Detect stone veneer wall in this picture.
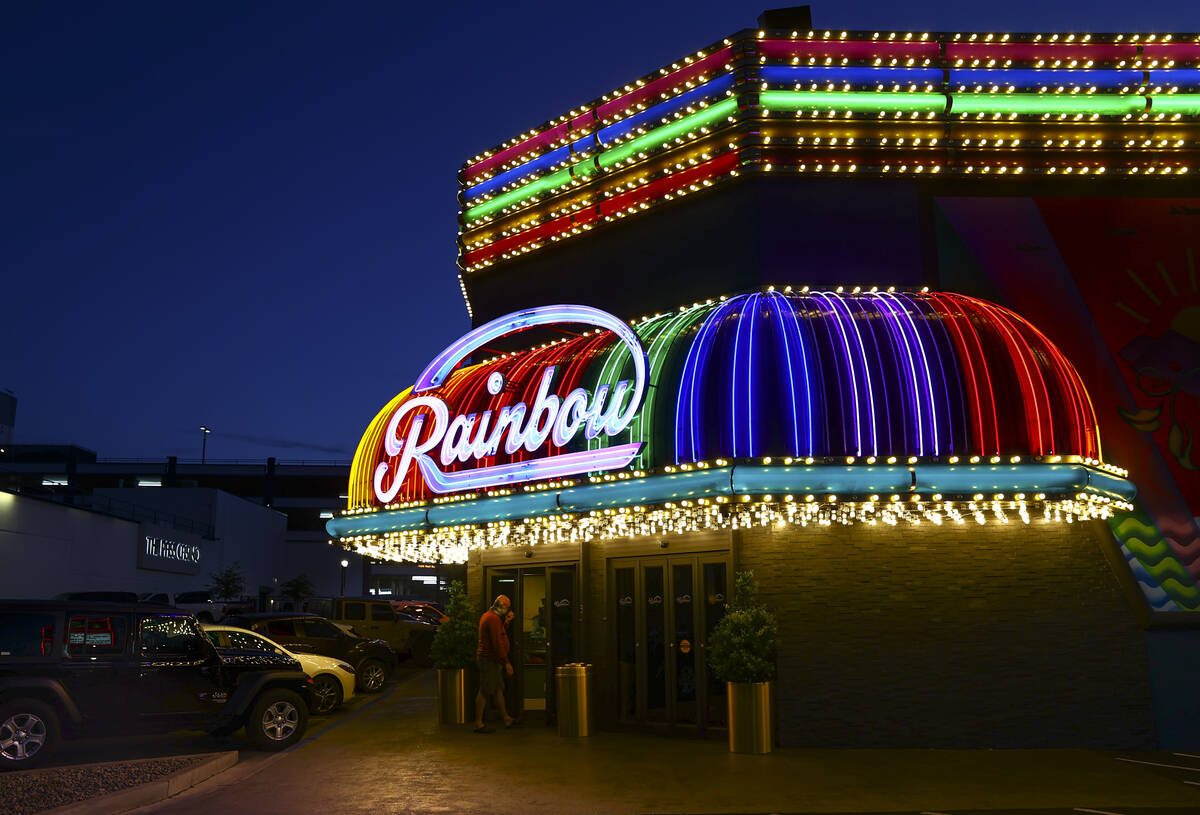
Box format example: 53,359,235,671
738,518,1153,748
468,517,1154,748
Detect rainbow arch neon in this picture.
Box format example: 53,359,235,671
348,291,1101,508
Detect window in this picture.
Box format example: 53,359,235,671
371,604,396,622
216,629,284,655
343,602,366,621
266,620,297,638
175,591,211,604
300,619,341,639
67,614,129,657
140,615,204,658
0,613,56,658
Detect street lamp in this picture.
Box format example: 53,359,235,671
200,426,212,464
340,559,349,596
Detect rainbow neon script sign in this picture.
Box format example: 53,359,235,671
373,305,647,500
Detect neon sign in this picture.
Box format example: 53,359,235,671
372,305,647,501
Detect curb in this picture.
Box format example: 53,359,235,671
39,751,239,815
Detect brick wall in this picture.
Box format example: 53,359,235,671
739,518,1154,748
468,517,1153,748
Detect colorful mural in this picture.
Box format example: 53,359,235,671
935,196,1200,611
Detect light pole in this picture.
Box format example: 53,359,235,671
200,426,211,464
340,559,349,596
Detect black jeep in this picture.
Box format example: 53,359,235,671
0,600,313,770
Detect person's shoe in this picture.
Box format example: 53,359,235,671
473,725,495,733
504,718,521,729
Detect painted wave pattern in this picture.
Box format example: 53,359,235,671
1110,509,1200,611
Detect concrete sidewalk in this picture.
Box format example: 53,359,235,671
141,670,1200,815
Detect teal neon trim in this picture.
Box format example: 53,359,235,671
464,97,739,223
325,463,1134,538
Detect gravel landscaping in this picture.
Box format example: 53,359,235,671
0,755,207,815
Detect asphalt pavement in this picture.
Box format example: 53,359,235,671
121,669,1200,815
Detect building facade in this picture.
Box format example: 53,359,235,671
331,15,1200,747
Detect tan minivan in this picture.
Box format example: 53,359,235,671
302,597,434,663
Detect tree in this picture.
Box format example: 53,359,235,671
431,580,478,670
280,573,317,603
208,562,245,602
707,570,778,684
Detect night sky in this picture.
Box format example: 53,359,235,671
4,0,1193,462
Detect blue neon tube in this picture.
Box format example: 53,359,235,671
464,74,736,202
1148,69,1200,87
595,74,736,150
759,66,943,86
465,143,574,201
949,69,1143,89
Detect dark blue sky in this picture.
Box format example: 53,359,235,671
4,1,1193,461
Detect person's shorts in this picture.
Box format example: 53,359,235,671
478,659,504,695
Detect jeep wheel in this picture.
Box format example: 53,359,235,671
245,689,307,751
357,658,387,693
0,699,60,771
310,674,342,715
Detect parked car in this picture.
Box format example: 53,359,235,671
201,624,355,715
0,600,313,770
138,592,173,606
300,598,436,662
52,591,140,604
172,590,221,622
220,613,397,694
391,602,448,627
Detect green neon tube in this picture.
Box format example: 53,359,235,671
585,313,669,462
1150,95,1200,116
759,90,946,114
949,92,1147,116
627,304,715,469
595,96,739,169
464,166,572,223
464,97,739,223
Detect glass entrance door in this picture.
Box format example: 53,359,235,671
486,564,577,721
610,554,728,732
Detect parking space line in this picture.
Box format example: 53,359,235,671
1074,808,1129,815
1114,757,1200,772
1173,752,1200,760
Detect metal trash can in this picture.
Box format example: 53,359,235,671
555,663,594,737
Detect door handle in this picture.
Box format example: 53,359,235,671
669,641,675,649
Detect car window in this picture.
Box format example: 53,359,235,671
343,602,365,621
301,619,341,639
370,604,395,622
140,615,205,658
0,613,56,658
175,591,210,604
223,629,283,654
67,613,129,658
266,619,297,638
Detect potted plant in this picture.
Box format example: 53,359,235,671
707,570,778,753
430,580,477,724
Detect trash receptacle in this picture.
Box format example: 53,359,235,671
555,663,593,737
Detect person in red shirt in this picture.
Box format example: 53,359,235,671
473,594,517,733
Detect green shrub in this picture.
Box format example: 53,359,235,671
431,580,478,670
707,570,777,684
